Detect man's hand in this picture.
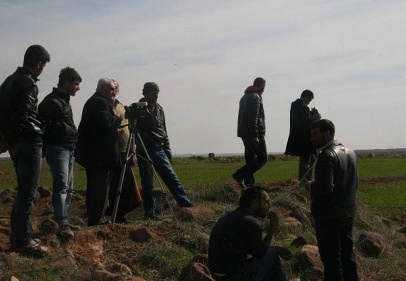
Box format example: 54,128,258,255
267,210,279,234
252,137,260,146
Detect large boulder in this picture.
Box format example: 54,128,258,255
357,232,386,258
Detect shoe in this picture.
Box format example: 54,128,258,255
232,173,246,189
67,223,81,231
16,240,48,257
58,224,74,240
143,214,161,221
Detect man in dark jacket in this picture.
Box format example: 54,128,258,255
134,82,193,220
75,78,121,226
208,186,287,280
309,119,359,281
285,89,320,182
38,67,82,239
232,77,267,189
0,45,50,256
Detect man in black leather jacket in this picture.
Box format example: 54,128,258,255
232,77,267,189
134,82,193,220
38,67,82,239
309,119,359,281
0,45,50,257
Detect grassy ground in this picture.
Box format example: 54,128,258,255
1,154,406,280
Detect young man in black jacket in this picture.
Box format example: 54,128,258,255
233,77,267,189
38,67,82,239
309,119,359,281
0,45,50,256
135,82,193,220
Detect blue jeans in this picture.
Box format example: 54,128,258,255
228,248,287,281
137,148,193,216
234,136,267,185
44,145,74,225
9,138,42,248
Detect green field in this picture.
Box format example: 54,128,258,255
1,154,406,218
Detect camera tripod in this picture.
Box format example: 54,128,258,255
103,119,175,225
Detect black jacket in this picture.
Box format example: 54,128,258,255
134,100,170,153
285,99,319,156
0,67,43,144
310,141,358,220
38,88,77,150
75,92,121,169
237,89,265,138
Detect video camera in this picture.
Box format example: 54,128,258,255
124,102,148,120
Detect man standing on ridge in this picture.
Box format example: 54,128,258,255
0,45,50,257
309,119,359,281
232,77,267,189
285,89,320,182
134,82,193,220
38,67,82,240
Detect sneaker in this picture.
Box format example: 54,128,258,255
67,223,81,231
16,240,48,257
58,224,74,240
232,173,246,189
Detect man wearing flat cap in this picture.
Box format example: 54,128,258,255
134,82,193,220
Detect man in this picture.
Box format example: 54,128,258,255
38,67,82,239
309,119,359,281
0,45,50,256
106,79,141,224
75,78,121,226
285,89,320,182
208,186,287,281
134,82,193,220
232,77,267,189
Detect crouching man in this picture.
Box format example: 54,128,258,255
208,186,287,281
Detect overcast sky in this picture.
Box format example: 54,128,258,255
1,0,405,155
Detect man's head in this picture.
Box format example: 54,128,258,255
253,77,266,94
23,45,51,78
111,79,119,100
300,89,314,105
142,82,160,104
58,67,82,97
96,78,115,102
311,119,335,148
239,186,271,218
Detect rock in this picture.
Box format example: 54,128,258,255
191,253,208,265
290,206,313,228
176,207,215,222
178,262,214,281
37,186,52,198
296,245,323,277
129,227,153,242
10,276,20,281
39,218,59,235
357,232,385,258
281,216,303,228
290,236,307,248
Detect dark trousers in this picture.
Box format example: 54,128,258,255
315,218,358,281
299,153,316,181
9,139,42,248
85,167,112,226
234,135,267,185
